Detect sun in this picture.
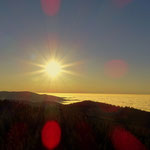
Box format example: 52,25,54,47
28,55,82,80
45,60,62,78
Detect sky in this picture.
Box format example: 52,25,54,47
0,0,150,94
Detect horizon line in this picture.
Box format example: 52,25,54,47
0,90,150,95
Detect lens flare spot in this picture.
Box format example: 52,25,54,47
41,121,61,149
113,0,133,8
41,0,61,16
105,59,128,78
111,126,147,150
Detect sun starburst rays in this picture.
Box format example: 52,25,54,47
28,58,81,80
44,60,62,78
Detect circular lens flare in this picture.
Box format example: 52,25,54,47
113,0,133,8
45,60,62,78
105,59,128,78
111,126,147,150
41,0,61,16
41,121,61,149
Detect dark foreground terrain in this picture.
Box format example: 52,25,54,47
0,92,150,150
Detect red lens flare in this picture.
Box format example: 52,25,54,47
41,0,61,16
111,126,147,150
105,59,128,78
41,121,61,149
113,0,133,8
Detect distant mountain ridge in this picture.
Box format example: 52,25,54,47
0,91,64,103
0,98,150,149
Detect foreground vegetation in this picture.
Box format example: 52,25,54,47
0,98,150,150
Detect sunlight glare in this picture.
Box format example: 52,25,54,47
45,60,62,78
